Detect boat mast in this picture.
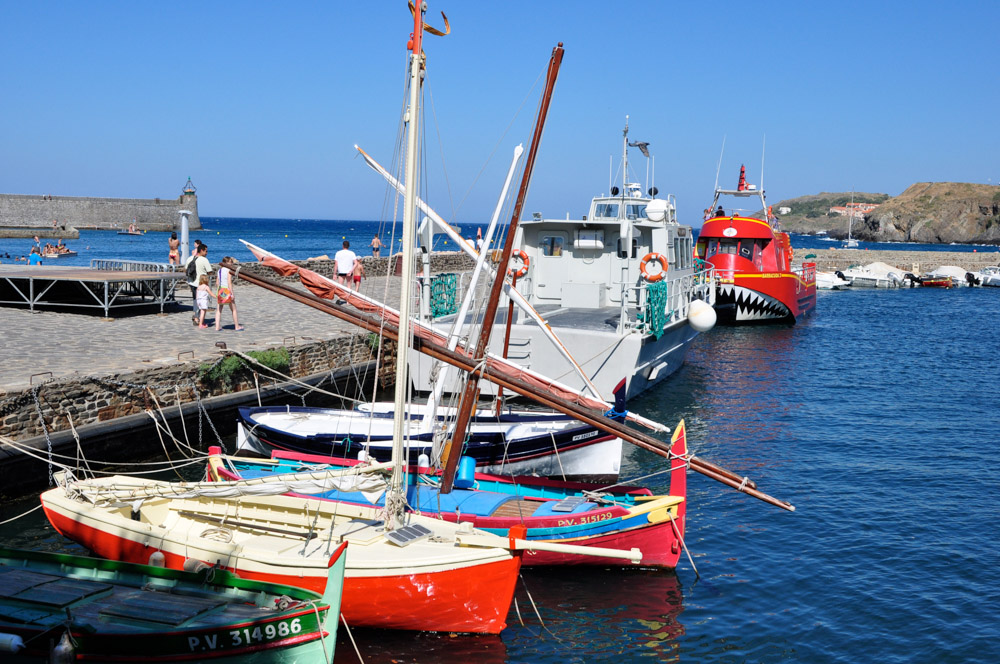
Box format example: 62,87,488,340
388,1,429,525
439,42,565,493
618,117,631,333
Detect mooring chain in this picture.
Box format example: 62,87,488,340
31,387,55,487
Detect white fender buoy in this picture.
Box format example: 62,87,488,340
688,299,717,333
357,450,368,462
417,453,430,469
183,558,211,574
0,633,25,653
148,551,165,567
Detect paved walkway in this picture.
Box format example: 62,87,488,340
0,275,406,393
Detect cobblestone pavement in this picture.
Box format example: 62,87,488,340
0,275,405,392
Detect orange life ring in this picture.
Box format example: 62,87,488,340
639,252,668,282
508,249,530,278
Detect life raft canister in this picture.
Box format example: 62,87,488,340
640,252,668,282
508,249,530,278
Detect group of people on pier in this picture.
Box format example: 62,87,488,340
183,240,243,331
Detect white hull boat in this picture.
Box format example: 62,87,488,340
410,121,717,401
816,270,851,290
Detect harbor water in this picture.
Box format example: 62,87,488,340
1,220,998,662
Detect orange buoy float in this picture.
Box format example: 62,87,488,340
508,249,530,278
639,252,668,282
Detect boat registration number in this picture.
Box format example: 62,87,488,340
187,618,304,652
558,511,613,527
572,431,598,442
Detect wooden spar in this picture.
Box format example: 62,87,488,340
229,268,792,511
441,42,565,494
494,272,519,416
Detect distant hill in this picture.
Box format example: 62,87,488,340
769,192,890,235
773,183,1000,244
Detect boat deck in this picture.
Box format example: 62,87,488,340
441,305,634,334
0,265,185,317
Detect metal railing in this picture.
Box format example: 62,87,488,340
631,264,716,332
90,259,178,272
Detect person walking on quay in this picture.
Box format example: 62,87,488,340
195,274,214,329
335,240,357,287
351,258,365,291
215,257,244,331
370,234,382,257
168,232,180,265
185,243,211,325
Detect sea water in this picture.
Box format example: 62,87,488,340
1,222,998,663
1,218,995,269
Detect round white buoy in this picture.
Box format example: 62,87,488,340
417,453,430,468
688,298,717,332
358,450,368,462
148,551,166,567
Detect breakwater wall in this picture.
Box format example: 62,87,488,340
0,192,201,235
803,248,1000,273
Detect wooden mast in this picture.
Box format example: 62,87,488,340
438,42,564,494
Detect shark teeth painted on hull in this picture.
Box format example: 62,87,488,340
719,284,789,321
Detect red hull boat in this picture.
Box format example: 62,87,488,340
697,166,816,324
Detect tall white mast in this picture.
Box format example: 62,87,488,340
388,3,428,525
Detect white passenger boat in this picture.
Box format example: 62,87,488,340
410,121,717,400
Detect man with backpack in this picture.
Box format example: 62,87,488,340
184,243,211,325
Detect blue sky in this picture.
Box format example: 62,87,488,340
2,1,997,226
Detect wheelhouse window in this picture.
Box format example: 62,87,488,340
625,204,646,220
593,203,619,219
540,235,564,256
720,239,738,254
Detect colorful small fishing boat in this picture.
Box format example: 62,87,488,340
236,398,624,482
213,419,688,569
697,166,817,324
0,544,344,662
40,472,526,634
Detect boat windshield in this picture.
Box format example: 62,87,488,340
593,202,647,220
593,203,618,219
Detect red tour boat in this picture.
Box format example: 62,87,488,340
697,166,816,324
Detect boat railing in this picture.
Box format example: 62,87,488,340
630,264,716,332
90,259,178,272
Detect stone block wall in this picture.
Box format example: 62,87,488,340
0,331,378,441
0,193,201,232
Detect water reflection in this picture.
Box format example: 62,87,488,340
504,568,685,662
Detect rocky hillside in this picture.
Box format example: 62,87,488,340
773,183,1000,244
857,183,1000,244
769,192,890,234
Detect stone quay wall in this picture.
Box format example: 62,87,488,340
0,331,377,442
0,192,201,234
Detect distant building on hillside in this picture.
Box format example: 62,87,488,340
778,206,791,215
829,202,879,219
